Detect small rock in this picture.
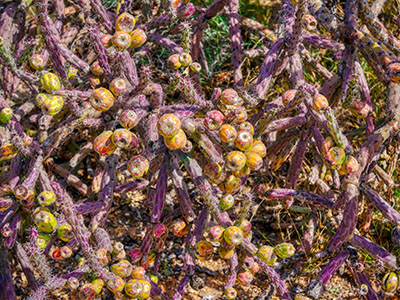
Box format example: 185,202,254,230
201,295,220,300
190,275,205,290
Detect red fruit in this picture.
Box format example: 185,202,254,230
120,109,140,129
226,106,248,124
222,175,241,194
168,54,182,69
190,62,202,72
110,77,129,96
127,155,149,178
238,121,254,135
91,61,104,76
338,155,360,175
106,276,125,294
219,246,235,260
181,140,193,153
302,14,318,31
220,89,241,106
101,34,113,47
153,224,168,238
126,132,139,150
225,151,246,172
194,240,214,261
157,114,181,138
257,245,277,266
219,124,237,144
35,93,48,108
171,218,188,237
237,270,254,286
93,131,117,155
111,260,133,278
233,165,251,178
350,101,371,118
324,146,346,169
203,162,225,184
312,93,329,112
177,2,195,20
246,152,263,171
223,226,244,246
131,267,146,279
247,139,267,158
220,194,234,210
116,13,136,33
238,219,252,237
388,62,400,84
112,128,133,149
209,225,225,241
321,136,334,155
204,110,225,131
88,75,101,88
164,129,187,150
113,31,132,50
124,279,143,298
29,54,47,70
127,248,143,264
234,130,253,151
90,88,114,112
224,287,237,300
130,29,147,48
179,53,192,67
96,248,111,265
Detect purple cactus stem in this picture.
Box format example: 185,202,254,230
148,33,184,54
75,201,106,215
15,242,39,290
254,38,285,98
119,50,139,89
226,252,239,288
145,15,172,30
57,44,90,73
286,125,311,207
151,154,169,223
374,165,400,188
62,265,90,280
89,0,113,33
90,154,117,231
0,203,18,230
302,34,345,52
306,250,349,298
171,156,195,222
88,27,113,81
9,155,21,189
41,14,67,79
263,188,335,209
115,179,149,194
192,0,228,60
22,156,43,190
4,214,21,248
262,115,308,136
141,224,154,255
48,160,88,195
350,234,397,269
228,0,243,87
354,60,374,134
0,248,17,300
327,183,358,252
52,181,111,280
93,227,113,253
319,251,350,284
361,184,400,226
351,268,379,300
